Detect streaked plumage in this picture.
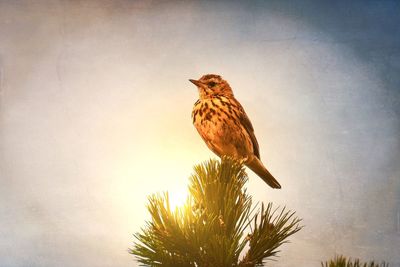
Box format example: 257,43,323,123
190,74,281,189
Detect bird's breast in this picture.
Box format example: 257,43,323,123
191,96,254,159
192,97,241,138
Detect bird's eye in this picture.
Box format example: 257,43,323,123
208,81,216,87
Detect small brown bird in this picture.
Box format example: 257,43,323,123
190,74,281,189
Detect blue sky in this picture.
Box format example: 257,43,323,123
0,1,399,266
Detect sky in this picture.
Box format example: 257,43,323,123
0,1,399,266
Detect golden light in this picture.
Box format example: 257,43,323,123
167,185,189,211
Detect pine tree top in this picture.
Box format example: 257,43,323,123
130,157,302,267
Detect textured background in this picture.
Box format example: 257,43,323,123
0,1,399,266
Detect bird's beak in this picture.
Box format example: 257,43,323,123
189,79,202,87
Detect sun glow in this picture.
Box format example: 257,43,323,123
167,186,189,211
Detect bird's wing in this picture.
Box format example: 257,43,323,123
232,98,261,159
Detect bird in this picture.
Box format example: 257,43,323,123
189,74,281,189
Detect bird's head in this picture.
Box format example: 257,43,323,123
189,74,234,99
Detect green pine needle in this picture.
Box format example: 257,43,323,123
130,157,302,266
322,255,388,267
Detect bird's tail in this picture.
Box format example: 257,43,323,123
246,157,281,189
